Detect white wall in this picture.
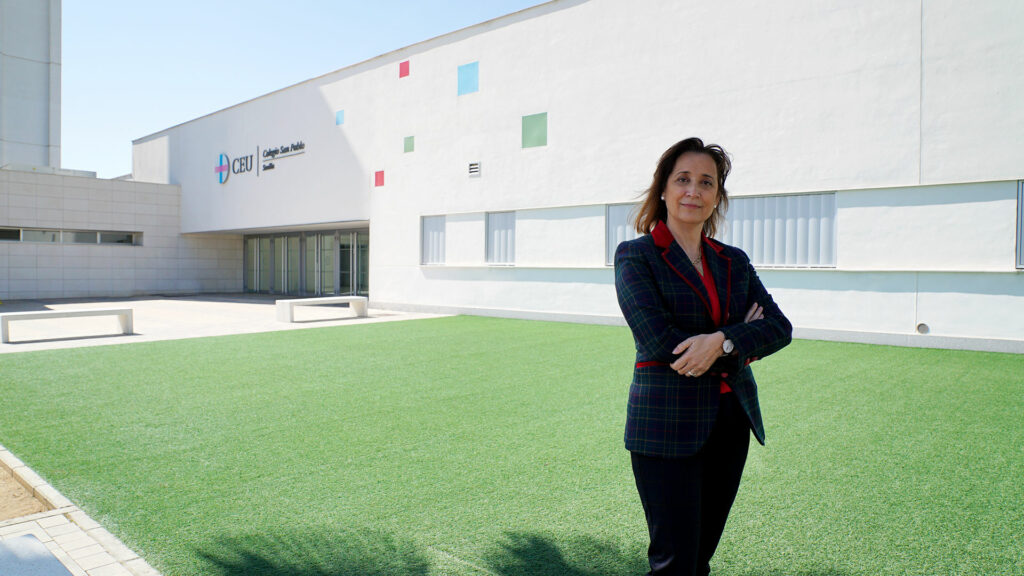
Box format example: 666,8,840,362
835,182,1018,271
127,0,1024,350
444,213,485,266
399,204,618,321
763,269,1024,343
0,0,61,168
0,170,240,299
358,0,1024,344
133,80,370,234
130,0,1024,227
921,0,1024,184
516,206,605,268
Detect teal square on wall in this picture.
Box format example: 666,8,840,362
404,136,415,153
458,62,479,95
335,110,345,125
522,112,547,148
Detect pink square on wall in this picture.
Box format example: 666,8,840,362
399,60,410,78
375,171,385,187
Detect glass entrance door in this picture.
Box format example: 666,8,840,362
244,238,257,292
304,235,318,295
258,237,272,292
338,233,353,295
243,229,367,296
337,229,369,296
285,235,300,293
356,230,369,296
320,233,335,295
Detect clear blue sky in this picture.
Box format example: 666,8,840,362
61,0,548,178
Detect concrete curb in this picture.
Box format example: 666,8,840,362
0,443,162,576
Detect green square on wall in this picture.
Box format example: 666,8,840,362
404,136,415,153
522,112,547,148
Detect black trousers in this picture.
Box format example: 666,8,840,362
631,392,751,576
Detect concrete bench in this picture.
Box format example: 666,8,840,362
275,296,368,322
0,308,134,343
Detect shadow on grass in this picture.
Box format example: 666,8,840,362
482,533,851,576
484,531,646,576
197,527,429,576
735,571,849,576
197,528,647,576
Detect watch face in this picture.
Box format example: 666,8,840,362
723,339,734,354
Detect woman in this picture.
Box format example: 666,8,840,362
614,137,792,576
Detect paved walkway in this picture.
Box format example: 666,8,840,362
0,294,443,354
1,446,159,576
0,294,446,575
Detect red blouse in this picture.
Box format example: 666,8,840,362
698,247,732,394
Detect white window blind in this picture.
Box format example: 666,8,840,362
1017,181,1024,269
606,203,640,265
722,193,836,267
486,211,515,264
421,215,445,265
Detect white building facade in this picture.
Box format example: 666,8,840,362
5,0,1024,352
0,169,241,299
0,0,238,300
0,0,61,169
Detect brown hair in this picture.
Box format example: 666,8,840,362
634,137,732,238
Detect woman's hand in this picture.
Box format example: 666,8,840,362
669,303,764,377
669,331,725,377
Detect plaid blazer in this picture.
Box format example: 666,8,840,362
615,221,792,458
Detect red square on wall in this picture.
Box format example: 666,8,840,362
399,60,410,78
374,170,385,187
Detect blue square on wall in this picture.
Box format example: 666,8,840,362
335,110,345,125
458,62,479,95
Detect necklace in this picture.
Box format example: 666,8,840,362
689,250,703,274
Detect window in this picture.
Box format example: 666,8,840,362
62,231,98,244
486,211,515,264
8,227,139,245
100,232,137,245
22,229,59,243
1017,181,1024,269
404,136,415,153
421,216,445,265
522,113,547,148
458,61,479,95
721,193,836,267
606,203,640,265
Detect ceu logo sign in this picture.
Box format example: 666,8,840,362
214,152,254,184
214,154,230,183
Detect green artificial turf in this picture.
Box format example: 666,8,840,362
0,316,1021,575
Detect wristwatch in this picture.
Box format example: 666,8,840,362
722,339,734,355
